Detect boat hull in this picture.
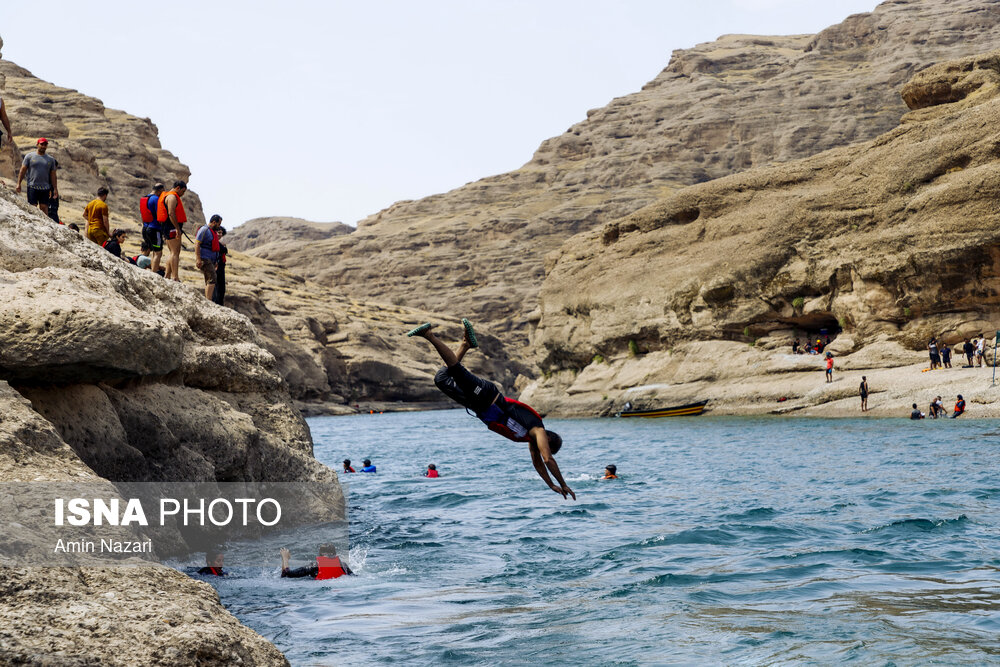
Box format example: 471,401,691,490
618,400,709,418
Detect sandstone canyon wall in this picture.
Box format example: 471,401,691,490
229,0,1000,349
521,50,1000,416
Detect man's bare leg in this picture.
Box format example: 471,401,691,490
420,326,471,367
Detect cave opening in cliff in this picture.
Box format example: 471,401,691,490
780,312,842,342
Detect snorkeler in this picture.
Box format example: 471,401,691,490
408,319,575,500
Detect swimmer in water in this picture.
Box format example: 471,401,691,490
408,319,575,500
425,464,439,478
342,459,355,473
602,465,618,480
360,459,376,473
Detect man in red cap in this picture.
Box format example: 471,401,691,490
16,138,58,216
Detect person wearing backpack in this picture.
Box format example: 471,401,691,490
140,183,165,274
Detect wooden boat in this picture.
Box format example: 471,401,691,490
617,400,709,418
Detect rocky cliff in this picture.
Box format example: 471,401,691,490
0,189,338,664
230,0,1000,348
227,216,353,253
520,49,1000,416
0,37,205,229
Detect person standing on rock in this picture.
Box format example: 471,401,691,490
941,342,952,369
157,180,188,281
928,337,942,370
825,352,834,383
0,95,12,149
15,138,58,217
963,338,975,367
975,335,986,368
140,183,165,273
407,319,575,500
195,214,223,300
859,376,869,412
212,226,228,306
83,187,111,245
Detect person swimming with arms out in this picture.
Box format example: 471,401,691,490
602,465,618,480
408,319,575,500
280,544,354,579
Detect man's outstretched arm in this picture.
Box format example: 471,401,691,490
530,428,575,500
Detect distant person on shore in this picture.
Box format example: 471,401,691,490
195,214,223,299
16,138,58,217
157,180,188,281
929,396,946,419
910,403,925,420
963,338,974,367
408,319,575,500
280,544,353,579
360,459,376,473
975,335,986,367
825,352,834,383
425,464,439,478
0,95,12,150
952,395,966,418
140,183,165,273
102,229,127,259
196,549,226,576
84,187,111,245
342,459,355,473
212,226,228,306
928,337,941,370
941,342,952,369
602,465,618,480
859,376,869,412
791,339,800,354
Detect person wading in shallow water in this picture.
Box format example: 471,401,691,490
408,319,575,500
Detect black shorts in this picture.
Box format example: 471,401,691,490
27,187,51,206
142,225,163,252
434,364,501,413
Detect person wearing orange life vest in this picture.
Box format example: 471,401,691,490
407,319,575,500
951,394,966,418
280,544,354,579
156,180,188,281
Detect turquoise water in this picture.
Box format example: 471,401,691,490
213,411,1000,665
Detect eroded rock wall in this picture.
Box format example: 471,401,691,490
232,0,1000,347
524,50,1000,414
0,191,338,665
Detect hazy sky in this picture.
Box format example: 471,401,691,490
3,0,880,227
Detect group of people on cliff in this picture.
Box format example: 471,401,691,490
927,335,992,370
11,134,229,306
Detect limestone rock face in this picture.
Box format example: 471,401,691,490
525,49,1000,414
227,216,353,253
0,190,339,664
0,42,205,230
233,0,1000,345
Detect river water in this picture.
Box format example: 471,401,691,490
210,410,1000,665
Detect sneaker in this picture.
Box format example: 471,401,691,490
406,323,433,337
462,318,478,348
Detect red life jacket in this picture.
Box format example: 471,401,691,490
426,469,439,478
200,226,221,253
479,398,542,443
315,555,347,580
139,194,156,224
